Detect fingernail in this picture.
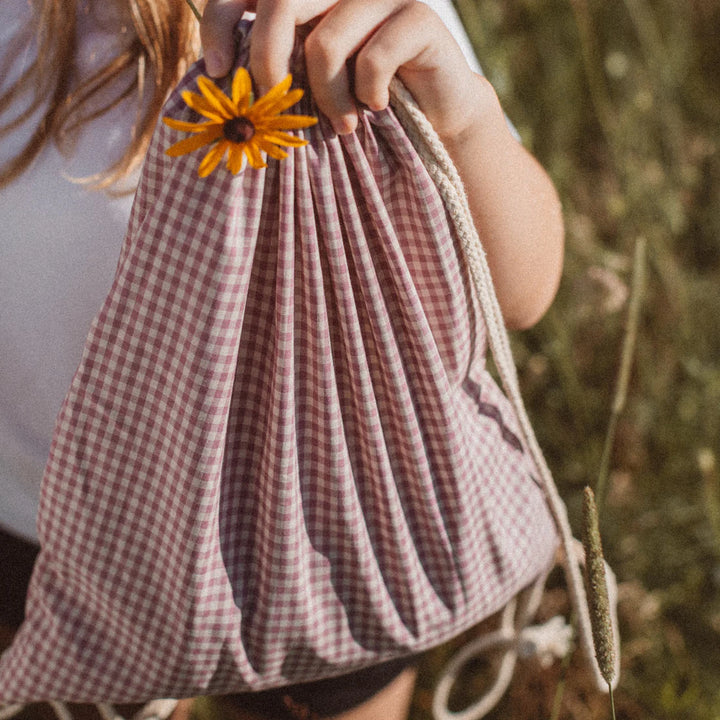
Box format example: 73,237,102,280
204,50,225,78
332,114,357,136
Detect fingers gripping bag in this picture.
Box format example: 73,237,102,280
0,26,596,704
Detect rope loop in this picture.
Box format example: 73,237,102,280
0,700,178,720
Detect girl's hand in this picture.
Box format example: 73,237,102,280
200,0,478,138
200,0,565,329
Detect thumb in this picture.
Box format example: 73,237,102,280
200,0,251,77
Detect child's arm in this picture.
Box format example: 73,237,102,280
200,0,564,329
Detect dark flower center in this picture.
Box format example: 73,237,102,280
223,116,255,143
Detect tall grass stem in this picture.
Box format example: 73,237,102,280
184,0,202,21
548,620,575,720
567,0,617,148
595,236,647,515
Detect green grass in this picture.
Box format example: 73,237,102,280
411,1,720,717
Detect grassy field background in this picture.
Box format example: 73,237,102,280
408,0,720,718
5,2,719,719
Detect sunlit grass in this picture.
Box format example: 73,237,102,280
409,1,720,717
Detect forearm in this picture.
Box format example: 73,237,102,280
438,75,565,330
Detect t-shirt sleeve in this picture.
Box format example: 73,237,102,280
418,0,522,141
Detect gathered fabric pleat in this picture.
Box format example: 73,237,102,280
0,40,557,704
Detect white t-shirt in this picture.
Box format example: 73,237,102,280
0,0,480,543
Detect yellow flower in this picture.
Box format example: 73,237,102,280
163,67,318,177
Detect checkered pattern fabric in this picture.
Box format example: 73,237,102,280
0,39,557,703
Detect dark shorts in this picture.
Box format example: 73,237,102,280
220,654,420,720
0,527,38,629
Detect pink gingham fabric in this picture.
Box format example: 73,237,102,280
0,34,557,703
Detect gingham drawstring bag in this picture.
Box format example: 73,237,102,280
0,27,618,712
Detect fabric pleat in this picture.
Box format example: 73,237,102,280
0,34,557,703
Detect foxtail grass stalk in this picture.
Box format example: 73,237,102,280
184,0,202,21
595,236,647,515
582,486,617,719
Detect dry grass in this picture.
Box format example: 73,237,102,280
410,0,720,718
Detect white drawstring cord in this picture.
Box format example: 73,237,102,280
432,571,547,720
0,706,25,720
429,542,619,720
0,700,178,720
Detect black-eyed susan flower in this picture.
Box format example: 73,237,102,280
163,67,317,177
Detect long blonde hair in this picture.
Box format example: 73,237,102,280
0,0,199,189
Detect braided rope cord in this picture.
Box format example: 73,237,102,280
388,79,620,710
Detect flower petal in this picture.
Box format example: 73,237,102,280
262,114,318,131
231,67,252,109
165,126,224,156
163,117,219,133
226,143,246,174
181,90,227,122
252,88,306,117
244,141,267,169
260,129,309,148
198,140,229,177
249,74,293,115
197,75,237,118
256,137,289,161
